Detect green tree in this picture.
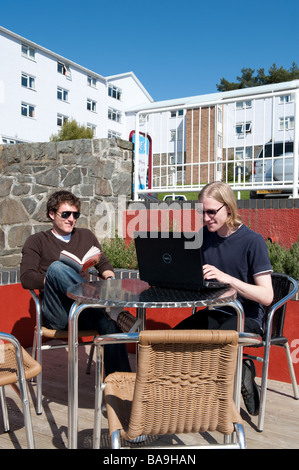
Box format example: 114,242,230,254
50,119,93,141
217,62,299,91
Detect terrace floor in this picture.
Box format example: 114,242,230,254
1,344,298,450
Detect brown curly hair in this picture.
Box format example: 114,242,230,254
46,190,81,218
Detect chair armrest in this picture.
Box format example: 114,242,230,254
268,276,298,321
0,332,27,383
238,332,262,346
94,332,140,346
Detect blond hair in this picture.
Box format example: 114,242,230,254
198,182,242,230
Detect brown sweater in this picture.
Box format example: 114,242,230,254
20,228,114,290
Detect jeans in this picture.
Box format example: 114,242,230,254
42,261,131,375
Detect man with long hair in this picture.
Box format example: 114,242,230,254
175,182,273,415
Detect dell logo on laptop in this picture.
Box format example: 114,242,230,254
162,253,172,264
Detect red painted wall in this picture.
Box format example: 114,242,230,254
123,207,299,248
239,208,299,248
1,283,298,384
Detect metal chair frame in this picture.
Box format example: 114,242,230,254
29,289,96,415
244,272,298,431
0,332,41,449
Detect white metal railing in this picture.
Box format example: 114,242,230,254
133,84,299,200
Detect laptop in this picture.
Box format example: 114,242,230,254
134,231,229,291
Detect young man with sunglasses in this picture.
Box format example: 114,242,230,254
20,190,135,375
175,182,274,416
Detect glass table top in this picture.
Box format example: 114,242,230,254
67,278,237,309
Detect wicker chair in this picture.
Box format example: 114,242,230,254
244,272,298,432
0,332,41,449
29,289,97,415
94,329,247,449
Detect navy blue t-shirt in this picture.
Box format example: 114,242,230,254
201,224,272,330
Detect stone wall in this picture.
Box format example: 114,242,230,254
0,137,133,269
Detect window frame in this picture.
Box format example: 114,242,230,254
235,121,252,135
87,99,97,112
236,100,252,110
21,102,35,119
170,109,184,118
279,94,294,104
57,113,68,126
57,86,69,102
21,44,35,60
108,107,122,123
87,75,97,88
57,61,71,78
21,72,36,90
279,116,294,131
108,129,122,138
87,123,97,136
108,84,122,101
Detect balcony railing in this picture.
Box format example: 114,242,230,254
133,84,299,200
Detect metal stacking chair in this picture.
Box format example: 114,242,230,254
29,289,97,415
0,332,41,449
93,329,249,449
244,272,298,432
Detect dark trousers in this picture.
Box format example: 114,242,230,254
174,308,262,335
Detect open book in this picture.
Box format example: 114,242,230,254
59,246,102,273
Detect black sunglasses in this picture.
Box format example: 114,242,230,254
55,210,81,219
197,204,225,217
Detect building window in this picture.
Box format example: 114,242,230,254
279,116,294,131
57,114,68,126
87,123,96,135
57,61,71,78
2,137,25,145
236,100,252,110
279,94,294,104
21,44,35,60
235,147,252,160
21,73,35,90
57,87,69,102
108,85,122,100
235,122,252,135
21,102,35,118
108,129,121,138
170,109,184,118
108,108,121,123
87,75,97,88
87,99,97,112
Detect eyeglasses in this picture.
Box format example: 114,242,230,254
197,204,226,217
55,210,81,220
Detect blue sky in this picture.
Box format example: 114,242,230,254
2,0,299,101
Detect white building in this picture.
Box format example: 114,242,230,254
0,26,153,144
1,25,298,197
